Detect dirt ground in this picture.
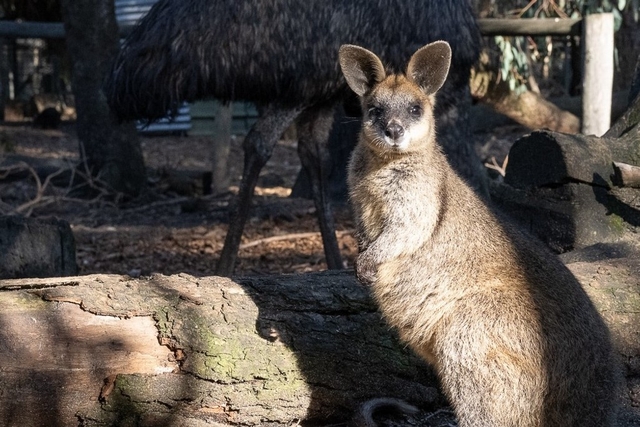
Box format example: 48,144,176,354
0,119,524,278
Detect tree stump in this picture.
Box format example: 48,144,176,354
0,216,77,279
0,264,638,426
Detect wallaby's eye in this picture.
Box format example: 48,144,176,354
409,105,422,117
368,106,383,119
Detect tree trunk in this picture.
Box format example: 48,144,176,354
494,126,640,251
0,266,638,426
504,127,640,190
60,0,146,197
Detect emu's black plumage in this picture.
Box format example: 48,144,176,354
107,0,479,119
105,0,481,275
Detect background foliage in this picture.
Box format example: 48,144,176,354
477,0,640,95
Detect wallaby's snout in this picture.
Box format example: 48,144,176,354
384,121,405,141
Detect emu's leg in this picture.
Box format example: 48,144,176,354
216,104,303,276
296,104,343,270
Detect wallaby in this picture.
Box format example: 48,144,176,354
340,41,618,427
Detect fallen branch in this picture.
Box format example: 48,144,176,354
239,230,354,250
470,51,580,134
612,162,640,188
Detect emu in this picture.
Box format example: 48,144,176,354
105,0,482,276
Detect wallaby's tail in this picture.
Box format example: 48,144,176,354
353,397,420,427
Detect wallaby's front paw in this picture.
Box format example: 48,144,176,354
355,254,377,285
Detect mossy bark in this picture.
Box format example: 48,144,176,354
0,266,637,426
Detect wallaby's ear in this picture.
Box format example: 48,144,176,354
339,45,386,97
406,41,451,96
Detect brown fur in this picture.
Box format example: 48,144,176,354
340,42,618,427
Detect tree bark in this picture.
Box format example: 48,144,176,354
494,90,640,251
0,272,437,427
60,0,146,197
0,266,638,426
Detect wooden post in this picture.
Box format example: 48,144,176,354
210,101,233,195
477,18,582,36
581,13,614,136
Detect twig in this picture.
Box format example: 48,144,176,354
484,155,509,177
13,161,68,216
75,141,123,200
239,230,354,250
0,160,113,216
123,196,192,213
547,0,569,18
517,0,539,18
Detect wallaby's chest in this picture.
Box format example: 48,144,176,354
348,149,424,241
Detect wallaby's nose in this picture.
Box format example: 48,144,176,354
385,122,404,140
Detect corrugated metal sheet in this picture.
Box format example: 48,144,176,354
115,0,160,27
114,0,192,134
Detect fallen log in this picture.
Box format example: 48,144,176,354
504,126,640,190
497,90,640,250
0,264,638,426
0,272,437,427
505,69,640,188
